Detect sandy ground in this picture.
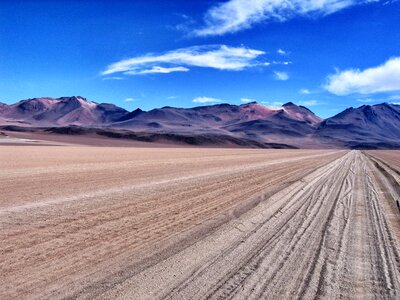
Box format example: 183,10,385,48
1,147,399,299
367,150,400,172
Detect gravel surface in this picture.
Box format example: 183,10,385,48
1,147,399,299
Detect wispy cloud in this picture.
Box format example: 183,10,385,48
240,98,257,103
193,0,377,36
193,96,223,103
101,76,124,81
125,66,189,75
299,100,323,106
124,98,137,102
325,56,400,95
174,13,196,32
277,49,287,55
274,71,289,81
383,0,399,5
356,98,376,103
299,88,311,94
102,45,265,76
355,95,400,103
272,61,292,65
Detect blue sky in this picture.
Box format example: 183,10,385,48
0,0,399,118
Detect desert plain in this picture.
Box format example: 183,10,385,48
1,144,400,299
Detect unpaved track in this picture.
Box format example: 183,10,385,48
1,147,399,299
98,150,400,299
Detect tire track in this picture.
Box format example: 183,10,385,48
99,151,400,300
0,149,344,299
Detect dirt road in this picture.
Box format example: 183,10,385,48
1,147,399,299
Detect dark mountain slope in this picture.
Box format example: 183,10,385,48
1,96,400,149
317,103,400,148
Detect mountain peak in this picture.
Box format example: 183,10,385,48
58,96,91,103
2,97,400,149
378,102,397,108
282,102,296,107
59,96,87,101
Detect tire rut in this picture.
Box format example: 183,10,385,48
102,151,400,300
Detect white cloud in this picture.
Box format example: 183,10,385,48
274,71,289,81
272,60,292,65
193,96,223,103
299,88,311,94
102,45,265,76
126,66,189,75
240,98,257,103
193,0,376,36
391,102,400,105
325,56,400,95
124,98,137,102
277,49,286,55
356,98,376,103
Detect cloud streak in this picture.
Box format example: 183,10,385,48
356,98,376,103
325,56,400,95
193,0,377,36
277,49,287,55
102,45,265,76
299,88,311,94
193,96,223,103
125,66,189,75
274,71,289,81
299,100,324,106
241,98,257,103
101,76,124,81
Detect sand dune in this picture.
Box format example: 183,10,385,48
0,147,399,299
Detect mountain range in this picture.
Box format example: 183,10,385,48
1,96,399,149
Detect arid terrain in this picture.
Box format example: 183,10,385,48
1,146,400,299
2,97,400,149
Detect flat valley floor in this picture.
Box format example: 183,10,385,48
1,146,400,299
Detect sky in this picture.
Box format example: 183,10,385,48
0,0,399,118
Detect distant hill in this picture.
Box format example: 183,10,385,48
317,103,400,149
0,96,128,126
1,96,399,149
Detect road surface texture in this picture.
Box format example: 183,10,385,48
1,147,399,299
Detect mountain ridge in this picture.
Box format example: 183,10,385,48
0,96,399,149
